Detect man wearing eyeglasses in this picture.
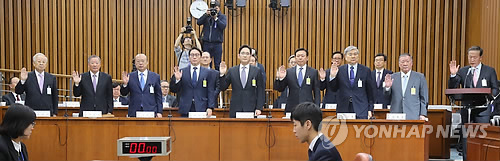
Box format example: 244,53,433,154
160,80,177,107
372,53,393,109
319,51,344,108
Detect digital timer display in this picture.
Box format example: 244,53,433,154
122,142,162,154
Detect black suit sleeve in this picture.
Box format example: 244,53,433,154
365,69,375,111
51,76,58,115
105,76,114,114
169,75,181,93
15,79,27,95
313,70,321,105
274,74,288,92
256,68,265,110
219,69,232,91
448,68,466,89
120,83,130,96
488,67,499,96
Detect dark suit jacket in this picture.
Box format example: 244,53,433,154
273,87,288,109
274,66,321,112
162,95,178,107
170,65,216,115
372,69,393,109
0,134,29,161
15,71,58,115
309,135,343,161
320,69,338,107
220,65,265,118
121,70,163,117
210,69,221,108
113,96,129,105
1,93,26,106
448,64,499,116
328,64,375,119
73,72,113,116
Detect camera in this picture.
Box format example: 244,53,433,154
209,1,218,16
184,17,193,34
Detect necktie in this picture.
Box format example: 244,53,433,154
192,67,198,86
402,75,408,95
241,66,247,88
38,73,44,93
92,74,97,92
473,68,479,87
376,72,382,88
298,67,304,87
140,73,145,90
349,66,355,86
16,95,21,101
114,99,118,102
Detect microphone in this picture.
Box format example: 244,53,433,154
464,67,473,88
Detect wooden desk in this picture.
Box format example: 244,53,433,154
466,123,500,161
322,119,429,161
1,106,450,159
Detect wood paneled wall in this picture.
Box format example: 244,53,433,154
1,0,495,105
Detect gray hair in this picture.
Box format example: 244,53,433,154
32,53,47,62
87,55,101,63
344,46,359,55
135,53,147,59
399,53,413,61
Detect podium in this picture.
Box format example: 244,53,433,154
445,88,492,123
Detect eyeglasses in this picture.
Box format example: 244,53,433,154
161,86,169,88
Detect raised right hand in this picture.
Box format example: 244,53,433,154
220,61,227,75
72,71,81,85
449,60,460,75
173,66,183,80
319,68,326,80
330,63,339,78
20,68,28,81
121,71,129,85
384,74,393,88
277,65,287,79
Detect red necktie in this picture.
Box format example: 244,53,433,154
16,95,21,101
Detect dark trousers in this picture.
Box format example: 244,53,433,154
459,107,490,160
181,102,197,117
202,42,223,71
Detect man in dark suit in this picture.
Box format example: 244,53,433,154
273,55,296,109
160,80,177,107
72,55,113,116
319,51,344,108
219,45,265,118
112,83,128,105
16,53,58,116
170,48,216,117
328,46,375,119
449,46,499,123
291,102,342,161
274,48,321,112
121,54,163,117
449,46,499,158
372,53,393,109
2,77,25,106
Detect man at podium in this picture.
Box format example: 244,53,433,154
449,46,499,123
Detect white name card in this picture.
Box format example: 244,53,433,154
136,111,155,118
188,112,208,118
387,105,391,110
282,112,291,119
325,104,337,109
15,101,25,105
34,110,51,117
113,102,128,107
256,115,267,119
64,101,80,107
374,104,383,109
337,113,356,120
236,112,255,118
0,102,6,106
268,105,273,109
281,103,286,109
83,111,102,118
386,113,407,120
162,102,170,109
72,113,79,117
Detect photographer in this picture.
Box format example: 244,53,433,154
197,0,227,71
174,26,202,69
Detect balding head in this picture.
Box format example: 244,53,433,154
135,53,149,72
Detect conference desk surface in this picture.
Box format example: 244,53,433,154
21,117,429,161
0,106,451,159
